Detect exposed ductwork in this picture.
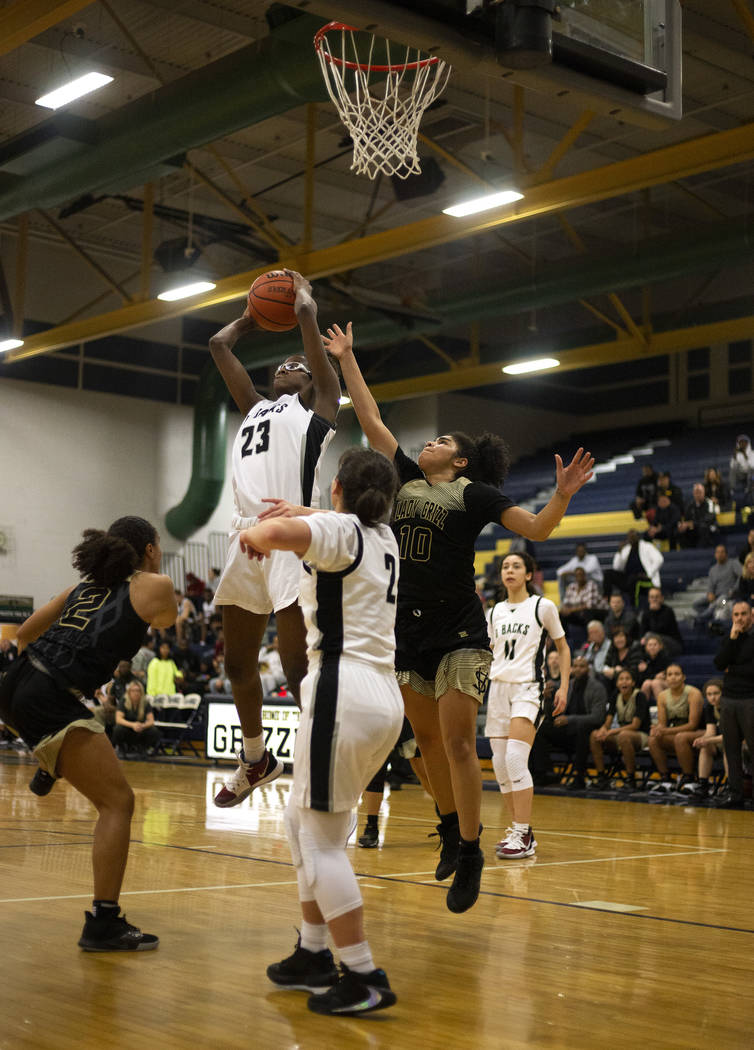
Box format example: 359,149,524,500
0,8,330,222
165,217,754,537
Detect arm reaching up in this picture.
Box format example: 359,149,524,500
322,322,398,459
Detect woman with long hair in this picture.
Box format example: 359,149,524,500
113,678,161,756
590,667,651,793
648,663,704,793
486,552,571,859
320,321,593,914
0,516,177,950
209,270,340,808
239,448,403,1016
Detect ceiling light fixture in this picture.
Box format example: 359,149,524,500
35,72,114,110
0,338,24,353
157,280,216,302
443,188,523,218
502,357,559,375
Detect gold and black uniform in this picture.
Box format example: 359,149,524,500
392,446,512,675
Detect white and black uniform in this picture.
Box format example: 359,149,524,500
485,594,564,737
291,512,404,813
214,393,335,614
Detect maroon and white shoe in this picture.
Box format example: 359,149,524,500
213,748,284,808
495,825,537,860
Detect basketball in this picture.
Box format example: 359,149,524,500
247,271,297,332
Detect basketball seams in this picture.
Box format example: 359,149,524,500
248,271,297,331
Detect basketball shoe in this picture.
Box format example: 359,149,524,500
213,748,284,807
446,846,484,913
307,964,396,1015
267,937,339,992
432,820,460,880
29,768,56,796
357,823,379,848
78,911,158,951
496,825,536,860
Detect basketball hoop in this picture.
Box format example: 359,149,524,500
314,22,451,180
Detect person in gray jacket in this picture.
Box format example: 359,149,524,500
530,656,607,789
693,544,742,625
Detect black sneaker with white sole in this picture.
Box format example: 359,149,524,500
307,964,396,1015
358,823,379,848
267,938,338,991
78,911,159,951
446,846,484,913
29,768,56,796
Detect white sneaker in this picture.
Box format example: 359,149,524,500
496,825,536,859
648,780,674,795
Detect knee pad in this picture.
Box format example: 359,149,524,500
298,810,361,922
490,738,511,794
506,738,533,792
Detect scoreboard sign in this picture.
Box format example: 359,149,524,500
207,697,300,763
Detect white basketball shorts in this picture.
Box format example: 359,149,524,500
291,656,404,813
485,679,542,738
213,529,302,615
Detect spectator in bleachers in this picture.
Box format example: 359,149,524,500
637,633,670,702
604,592,639,642
581,620,611,675
602,530,663,602
559,567,607,640
629,464,657,521
640,587,683,658
692,544,742,626
713,601,754,808
729,553,754,608
684,678,725,800
174,589,197,646
601,627,643,690
207,567,222,594
530,656,607,790
644,493,681,549
655,471,684,515
676,483,718,549
738,528,754,565
113,680,161,757
703,467,728,513
199,588,215,643
131,636,155,684
173,637,206,695
728,435,754,511
146,641,184,698
647,664,704,792
556,542,603,601
0,637,18,672
546,649,562,690
259,635,286,696
209,655,231,694
590,668,651,792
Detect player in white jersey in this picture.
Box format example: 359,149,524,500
486,552,570,859
237,448,403,1016
210,271,340,807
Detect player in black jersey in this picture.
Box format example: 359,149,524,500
0,516,177,951
324,322,593,914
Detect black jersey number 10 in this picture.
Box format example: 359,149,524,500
396,524,432,562
240,419,271,457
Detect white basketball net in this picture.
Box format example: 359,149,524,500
315,23,451,180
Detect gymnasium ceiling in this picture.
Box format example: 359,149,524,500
1,0,754,415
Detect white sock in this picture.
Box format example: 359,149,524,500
512,821,530,834
338,940,375,975
243,734,265,764
300,918,328,953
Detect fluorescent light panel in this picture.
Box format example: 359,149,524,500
0,338,24,353
157,281,216,302
35,72,113,110
502,357,559,376
443,189,524,218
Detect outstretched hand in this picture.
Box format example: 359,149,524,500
322,322,353,359
555,447,594,497
258,498,307,521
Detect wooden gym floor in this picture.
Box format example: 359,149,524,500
0,754,751,1050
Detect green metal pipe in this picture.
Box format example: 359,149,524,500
0,11,330,222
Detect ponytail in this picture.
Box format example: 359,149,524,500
72,515,157,587
337,448,398,526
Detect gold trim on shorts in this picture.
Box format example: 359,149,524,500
34,717,104,776
397,649,491,703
